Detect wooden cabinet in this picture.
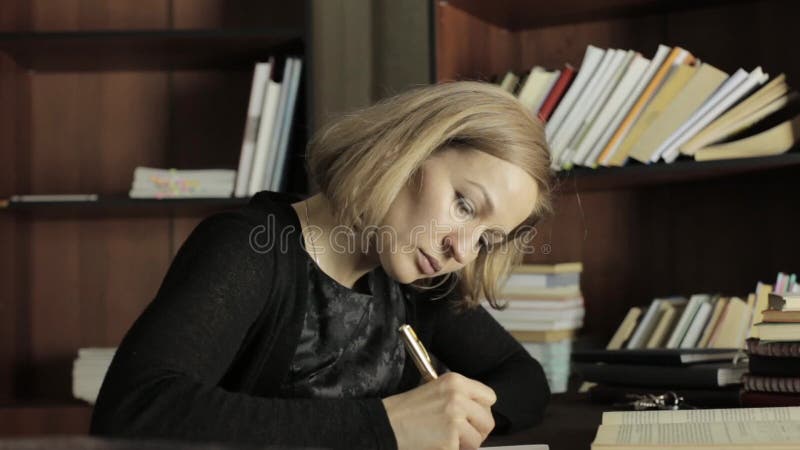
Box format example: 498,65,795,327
433,0,800,341
0,1,309,431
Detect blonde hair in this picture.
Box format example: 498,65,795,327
307,81,554,309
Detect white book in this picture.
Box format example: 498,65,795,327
129,190,233,199
487,307,585,322
586,45,671,167
549,48,618,168
599,46,690,166
572,54,650,166
648,69,747,164
248,74,282,195
517,66,548,110
626,299,664,349
545,45,605,146
502,272,580,289
234,62,270,198
679,300,713,348
660,66,769,163
493,298,584,310
270,57,303,192
561,49,635,167
494,318,583,331
261,59,294,191
665,294,710,349
133,167,236,182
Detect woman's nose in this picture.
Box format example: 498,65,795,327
442,227,479,266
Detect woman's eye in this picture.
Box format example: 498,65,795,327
454,192,475,218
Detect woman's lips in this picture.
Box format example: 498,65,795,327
418,249,441,274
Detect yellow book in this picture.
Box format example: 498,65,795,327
748,283,774,340
608,64,698,166
681,74,789,154
596,47,693,164
644,302,678,348
628,63,728,163
694,112,800,161
512,262,583,274
698,297,728,348
708,296,748,348
510,329,575,342
607,307,642,350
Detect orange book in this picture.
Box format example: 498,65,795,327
596,47,695,164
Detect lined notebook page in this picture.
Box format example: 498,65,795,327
481,446,548,450
593,422,800,448
602,406,800,425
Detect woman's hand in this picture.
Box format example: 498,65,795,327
381,372,496,450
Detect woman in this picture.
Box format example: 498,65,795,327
91,81,554,450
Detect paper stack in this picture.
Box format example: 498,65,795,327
72,347,116,404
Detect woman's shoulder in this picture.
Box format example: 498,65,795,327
187,190,305,260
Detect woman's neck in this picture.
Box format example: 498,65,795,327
292,193,380,289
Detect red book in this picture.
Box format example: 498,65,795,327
537,64,576,122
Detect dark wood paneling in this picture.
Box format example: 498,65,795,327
0,46,31,403
436,2,518,81
445,0,756,30
29,0,168,31
528,166,800,343
172,0,305,29
0,405,91,436
171,70,252,170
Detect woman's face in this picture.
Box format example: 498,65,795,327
376,147,539,284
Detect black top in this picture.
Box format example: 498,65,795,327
90,190,550,450
277,259,407,398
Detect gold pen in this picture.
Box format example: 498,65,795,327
398,324,438,382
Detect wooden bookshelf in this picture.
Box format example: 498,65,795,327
0,28,304,71
0,0,310,431
433,0,800,342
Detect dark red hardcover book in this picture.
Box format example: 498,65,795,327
537,64,575,122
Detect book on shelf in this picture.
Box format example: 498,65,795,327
128,167,236,199
235,56,303,197
496,42,797,169
537,64,575,122
73,347,116,404
574,361,747,389
8,194,99,203
590,406,800,450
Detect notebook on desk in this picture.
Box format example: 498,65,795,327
482,446,548,450
591,406,800,449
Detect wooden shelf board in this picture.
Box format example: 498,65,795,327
445,0,758,30
0,195,251,216
0,28,304,71
556,153,800,193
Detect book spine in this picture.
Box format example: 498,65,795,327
747,339,800,358
538,65,576,122
743,374,800,393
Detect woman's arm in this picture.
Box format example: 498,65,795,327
428,300,551,433
91,211,396,449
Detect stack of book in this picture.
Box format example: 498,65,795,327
128,167,237,199
72,347,115,404
573,292,754,406
234,57,303,197
742,286,800,407
497,44,799,169
483,262,584,393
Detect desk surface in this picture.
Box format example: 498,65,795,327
484,391,606,450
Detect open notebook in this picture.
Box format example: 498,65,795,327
482,446,548,449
